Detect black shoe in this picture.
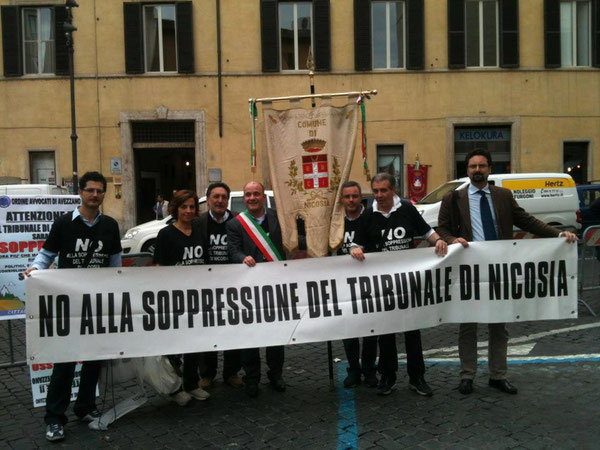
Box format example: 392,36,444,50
45,423,65,442
409,377,433,396
363,372,379,388
245,382,259,398
376,377,396,396
458,379,473,395
343,370,361,388
489,378,518,394
270,377,286,392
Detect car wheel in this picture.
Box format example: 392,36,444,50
141,239,156,255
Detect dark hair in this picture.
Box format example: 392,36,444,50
168,189,199,220
370,172,396,190
465,149,493,167
79,172,107,192
206,182,231,198
341,181,362,195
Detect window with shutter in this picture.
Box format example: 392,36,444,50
354,0,423,71
1,5,68,77
123,2,194,74
465,0,499,67
559,0,593,67
372,1,407,69
260,0,330,72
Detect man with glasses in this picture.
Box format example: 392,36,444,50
23,171,122,441
437,149,577,396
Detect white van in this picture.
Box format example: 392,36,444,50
415,173,580,232
0,184,69,196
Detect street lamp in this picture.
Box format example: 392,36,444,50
64,0,79,194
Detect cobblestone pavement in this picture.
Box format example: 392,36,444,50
1,291,599,449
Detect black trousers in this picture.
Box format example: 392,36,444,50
201,349,242,380
44,361,101,425
241,346,284,384
183,352,204,392
377,330,425,382
342,336,377,375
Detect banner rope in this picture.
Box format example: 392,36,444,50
356,95,371,181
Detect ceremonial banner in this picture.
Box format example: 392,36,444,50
26,239,577,364
407,164,428,203
0,195,80,320
262,101,358,257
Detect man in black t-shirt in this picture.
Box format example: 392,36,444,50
24,172,122,442
196,183,243,389
337,181,378,389
351,173,447,397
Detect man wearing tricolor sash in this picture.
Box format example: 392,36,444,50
226,181,286,397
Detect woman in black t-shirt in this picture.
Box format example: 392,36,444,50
154,190,209,405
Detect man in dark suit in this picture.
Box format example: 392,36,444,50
197,182,243,389
437,149,577,396
226,181,286,397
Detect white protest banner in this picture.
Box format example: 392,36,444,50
0,195,80,320
29,361,99,407
26,239,577,364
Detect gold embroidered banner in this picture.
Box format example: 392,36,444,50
263,101,358,257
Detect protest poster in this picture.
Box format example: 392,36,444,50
26,239,577,364
0,195,80,320
29,361,99,407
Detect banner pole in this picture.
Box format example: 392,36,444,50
249,90,377,105
306,52,335,391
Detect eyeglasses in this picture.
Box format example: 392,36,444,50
467,164,489,170
81,188,105,194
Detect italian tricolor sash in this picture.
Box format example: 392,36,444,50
236,211,283,262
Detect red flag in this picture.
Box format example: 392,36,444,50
407,165,428,203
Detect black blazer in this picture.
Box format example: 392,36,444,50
226,208,285,263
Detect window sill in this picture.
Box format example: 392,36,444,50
372,68,407,72
280,69,312,74
21,73,60,79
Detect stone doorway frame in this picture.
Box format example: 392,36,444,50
120,107,207,232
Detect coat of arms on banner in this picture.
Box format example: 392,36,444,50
302,153,328,189
263,103,358,257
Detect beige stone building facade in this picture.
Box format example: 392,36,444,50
1,0,599,232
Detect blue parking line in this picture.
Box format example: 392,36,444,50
422,356,600,366
336,363,358,450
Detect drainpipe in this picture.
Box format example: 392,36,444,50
216,0,223,137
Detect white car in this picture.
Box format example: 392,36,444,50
121,191,275,254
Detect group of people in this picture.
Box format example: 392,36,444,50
24,148,577,442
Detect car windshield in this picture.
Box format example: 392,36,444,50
231,195,276,213
416,182,463,204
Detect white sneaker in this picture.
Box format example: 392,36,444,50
188,387,210,401
171,390,192,406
